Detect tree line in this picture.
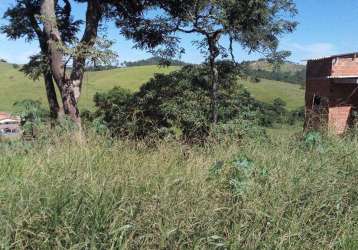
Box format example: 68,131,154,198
123,57,188,67
246,67,306,86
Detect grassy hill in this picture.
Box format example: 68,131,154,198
0,62,304,112
248,59,306,73
0,63,178,112
241,79,304,110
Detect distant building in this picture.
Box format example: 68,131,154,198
0,112,21,137
305,52,358,134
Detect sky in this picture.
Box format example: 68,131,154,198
0,0,358,65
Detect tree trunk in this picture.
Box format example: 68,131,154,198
43,71,60,119
28,10,61,121
70,0,102,103
208,34,220,124
209,53,219,124
40,0,103,127
41,0,81,127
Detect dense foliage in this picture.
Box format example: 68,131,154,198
88,62,300,141
123,0,298,123
247,67,306,86
13,99,51,135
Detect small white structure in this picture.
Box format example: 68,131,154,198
0,112,21,137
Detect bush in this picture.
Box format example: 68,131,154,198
14,99,49,121
13,99,49,135
91,62,297,141
209,117,267,144
287,106,305,125
92,63,268,141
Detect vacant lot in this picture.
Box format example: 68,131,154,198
1,130,357,248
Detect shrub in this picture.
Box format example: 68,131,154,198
287,106,305,125
13,99,49,135
93,63,269,141
209,117,267,144
92,62,296,141
219,154,256,199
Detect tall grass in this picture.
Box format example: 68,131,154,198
1,131,358,249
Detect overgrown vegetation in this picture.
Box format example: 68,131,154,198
3,1,345,248
1,128,358,248
87,62,302,141
13,99,49,136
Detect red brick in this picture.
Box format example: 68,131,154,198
328,106,352,135
305,53,358,132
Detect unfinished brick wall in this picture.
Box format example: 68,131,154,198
332,56,358,77
306,58,332,78
305,79,331,106
329,84,358,107
328,106,352,135
305,53,358,133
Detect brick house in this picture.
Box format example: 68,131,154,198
305,52,358,134
0,112,21,137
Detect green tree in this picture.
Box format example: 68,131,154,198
1,0,148,126
1,0,109,124
128,0,298,123
1,0,79,119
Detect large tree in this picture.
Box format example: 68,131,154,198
39,0,107,126
1,0,78,119
1,0,141,125
125,0,298,123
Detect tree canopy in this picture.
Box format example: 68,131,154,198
121,0,297,123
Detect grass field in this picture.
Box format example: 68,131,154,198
249,60,306,72
241,79,304,110
0,62,304,112
1,129,358,248
0,63,178,112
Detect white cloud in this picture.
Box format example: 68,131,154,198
286,42,336,60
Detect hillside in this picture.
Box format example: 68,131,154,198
0,62,304,112
123,56,188,67
0,63,179,112
247,59,306,73
241,79,304,110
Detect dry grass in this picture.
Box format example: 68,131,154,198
1,130,358,249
